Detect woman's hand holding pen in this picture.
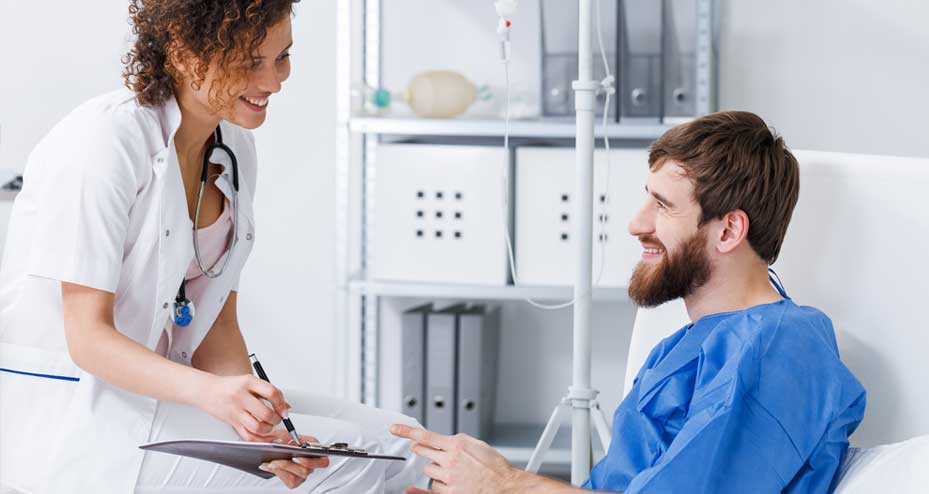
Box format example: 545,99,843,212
195,373,292,442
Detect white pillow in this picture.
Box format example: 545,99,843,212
833,434,929,494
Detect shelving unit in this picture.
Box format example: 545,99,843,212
349,278,629,302
349,116,677,140
334,0,717,470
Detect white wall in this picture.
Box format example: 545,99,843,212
237,2,338,395
0,0,130,170
0,0,131,259
719,0,929,158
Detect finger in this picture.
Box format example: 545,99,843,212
455,433,490,456
256,428,289,444
275,468,302,489
430,480,449,493
293,455,329,470
259,461,303,489
269,458,311,479
299,434,321,445
243,394,282,428
410,442,450,466
240,411,274,437
260,427,293,444
235,424,265,443
390,424,452,451
248,377,289,417
423,463,449,485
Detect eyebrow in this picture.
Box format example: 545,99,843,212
645,185,676,209
253,41,293,59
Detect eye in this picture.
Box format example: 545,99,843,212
656,201,668,211
276,52,290,63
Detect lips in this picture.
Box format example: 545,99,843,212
638,236,666,257
240,95,269,110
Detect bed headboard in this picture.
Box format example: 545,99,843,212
622,150,929,448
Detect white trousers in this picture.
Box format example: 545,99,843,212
134,391,428,494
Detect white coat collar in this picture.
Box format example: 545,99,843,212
154,96,236,200
155,93,183,150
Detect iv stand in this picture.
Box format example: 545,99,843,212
525,0,613,484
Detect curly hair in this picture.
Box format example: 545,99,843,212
122,0,299,110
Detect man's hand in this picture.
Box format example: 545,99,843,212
390,424,522,494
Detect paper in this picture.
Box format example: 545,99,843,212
140,439,405,479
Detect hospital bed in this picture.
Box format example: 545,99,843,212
624,150,929,492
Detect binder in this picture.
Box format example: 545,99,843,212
400,304,432,424
425,304,465,435
455,305,501,440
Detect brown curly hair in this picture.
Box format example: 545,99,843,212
123,0,299,110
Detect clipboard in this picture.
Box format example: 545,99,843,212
140,439,405,479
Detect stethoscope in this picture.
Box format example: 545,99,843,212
174,125,240,327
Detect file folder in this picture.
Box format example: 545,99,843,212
400,304,432,424
425,304,465,435
455,305,501,440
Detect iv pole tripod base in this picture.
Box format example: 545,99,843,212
525,386,613,475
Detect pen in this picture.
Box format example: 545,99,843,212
249,353,302,446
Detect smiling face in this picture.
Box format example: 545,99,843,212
173,16,293,130
627,160,712,307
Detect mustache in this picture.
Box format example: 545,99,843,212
637,235,666,250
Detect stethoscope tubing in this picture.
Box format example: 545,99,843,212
174,125,240,327
192,125,240,279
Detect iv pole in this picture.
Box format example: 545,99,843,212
524,0,613,484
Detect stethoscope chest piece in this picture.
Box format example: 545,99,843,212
174,296,195,327
174,279,195,327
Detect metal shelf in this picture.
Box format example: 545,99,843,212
349,116,681,140
349,278,629,302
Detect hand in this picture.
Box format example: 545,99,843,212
194,374,291,442
258,430,330,489
390,424,521,494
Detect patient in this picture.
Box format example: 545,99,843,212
391,111,867,494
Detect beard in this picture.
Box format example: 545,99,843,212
628,229,712,307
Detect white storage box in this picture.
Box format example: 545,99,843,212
515,147,650,287
372,144,509,285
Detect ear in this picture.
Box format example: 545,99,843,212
164,31,199,85
715,209,750,254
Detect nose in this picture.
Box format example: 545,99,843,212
257,62,288,94
628,200,655,238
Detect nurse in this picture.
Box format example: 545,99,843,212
0,1,424,493
390,111,866,494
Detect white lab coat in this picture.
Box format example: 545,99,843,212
0,89,258,493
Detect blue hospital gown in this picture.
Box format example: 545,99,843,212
585,299,866,493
